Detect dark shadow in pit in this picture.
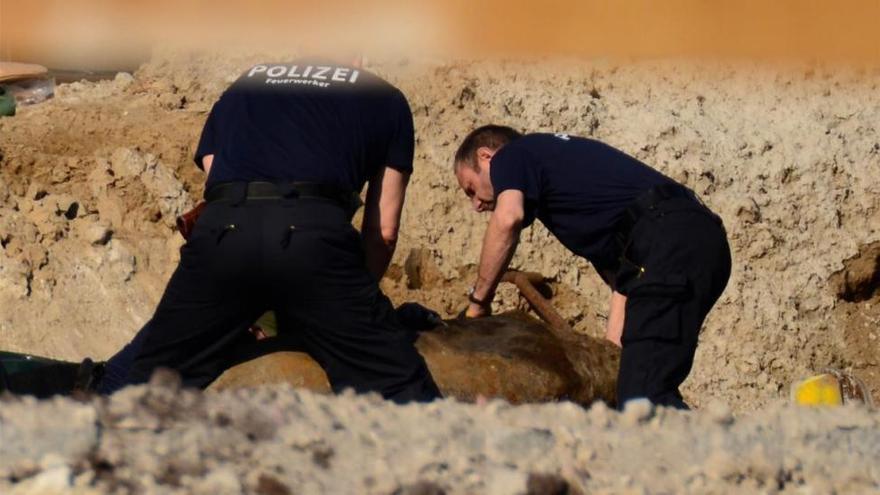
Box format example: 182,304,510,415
832,241,880,302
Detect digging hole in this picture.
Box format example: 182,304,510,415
832,241,880,302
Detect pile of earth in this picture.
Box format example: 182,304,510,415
0,51,878,410
1,377,879,494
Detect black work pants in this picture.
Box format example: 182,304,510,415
614,198,731,409
100,197,440,403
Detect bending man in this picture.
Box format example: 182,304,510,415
453,125,730,409
99,59,440,402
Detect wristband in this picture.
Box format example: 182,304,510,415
467,286,492,306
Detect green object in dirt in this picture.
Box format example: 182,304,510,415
0,86,15,116
0,350,101,398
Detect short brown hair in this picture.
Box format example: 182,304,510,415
453,124,523,171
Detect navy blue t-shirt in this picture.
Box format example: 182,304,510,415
195,61,415,192
490,133,677,276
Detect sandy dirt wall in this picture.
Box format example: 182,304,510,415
0,52,878,411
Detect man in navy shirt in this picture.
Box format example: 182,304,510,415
453,125,731,409
99,59,440,402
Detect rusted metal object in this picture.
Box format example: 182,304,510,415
500,270,621,406
211,313,599,404
212,270,621,405
501,271,576,338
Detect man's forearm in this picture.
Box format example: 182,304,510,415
202,154,214,177
362,233,395,280
361,167,408,281
605,290,627,347
473,215,521,302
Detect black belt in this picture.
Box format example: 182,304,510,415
613,183,703,241
205,181,360,210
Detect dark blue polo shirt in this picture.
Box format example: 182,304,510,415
195,60,415,193
490,133,677,276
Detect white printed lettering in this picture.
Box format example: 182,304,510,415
254,64,358,86
248,65,268,77
267,66,287,77
312,66,331,80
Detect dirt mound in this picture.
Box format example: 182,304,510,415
1,53,879,410
2,379,879,494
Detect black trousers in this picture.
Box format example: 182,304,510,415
100,197,440,403
614,197,731,409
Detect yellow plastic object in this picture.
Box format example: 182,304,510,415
792,374,844,406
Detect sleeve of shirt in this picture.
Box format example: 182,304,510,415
384,89,415,174
489,145,540,226
193,97,224,170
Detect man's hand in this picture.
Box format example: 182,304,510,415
463,301,491,318
605,290,626,347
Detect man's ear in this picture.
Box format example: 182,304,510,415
477,147,495,162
